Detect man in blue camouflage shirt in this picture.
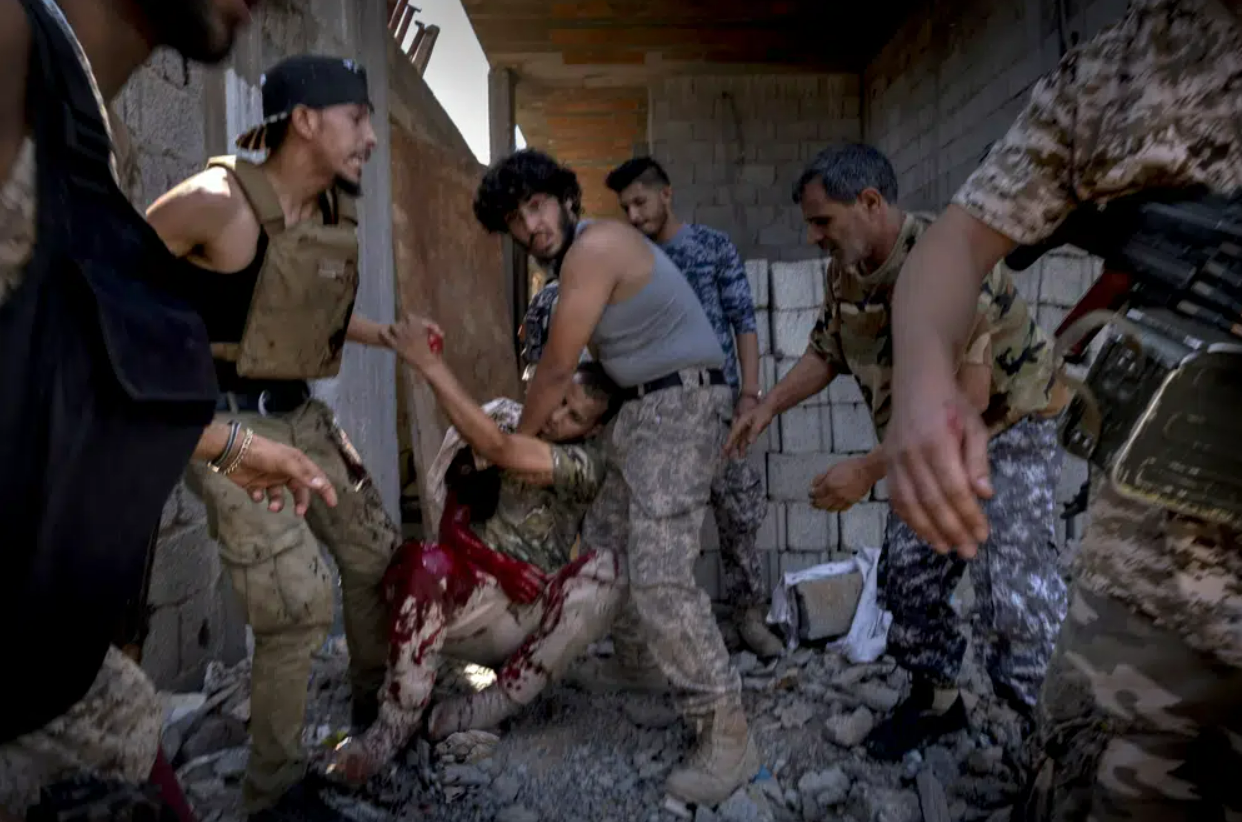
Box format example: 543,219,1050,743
603,157,782,658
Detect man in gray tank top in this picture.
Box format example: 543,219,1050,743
473,149,761,809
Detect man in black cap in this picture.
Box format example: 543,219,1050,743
145,54,401,821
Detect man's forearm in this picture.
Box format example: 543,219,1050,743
860,445,887,485
892,206,1012,394
517,359,575,436
766,351,833,415
347,315,389,348
420,361,507,462
735,331,760,395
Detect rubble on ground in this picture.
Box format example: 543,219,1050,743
169,613,1026,822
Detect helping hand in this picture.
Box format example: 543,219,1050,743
229,434,338,516
381,313,446,371
725,401,774,458
884,382,992,558
809,456,874,512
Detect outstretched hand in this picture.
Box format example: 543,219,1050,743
381,313,446,371
229,434,339,516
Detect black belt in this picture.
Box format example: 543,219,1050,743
619,368,726,402
216,382,310,415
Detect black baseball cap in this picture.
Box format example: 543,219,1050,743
235,55,373,152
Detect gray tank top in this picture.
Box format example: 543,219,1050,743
575,220,725,387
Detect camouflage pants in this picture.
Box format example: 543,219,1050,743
186,400,400,812
1016,483,1242,821
710,456,768,609
349,544,621,767
582,378,742,716
0,647,161,816
880,416,1066,708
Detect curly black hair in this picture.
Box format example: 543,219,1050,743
473,149,583,234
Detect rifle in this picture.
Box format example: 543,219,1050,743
1006,188,1242,526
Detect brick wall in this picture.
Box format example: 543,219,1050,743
863,0,1129,210
647,75,862,262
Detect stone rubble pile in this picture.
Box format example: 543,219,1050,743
166,615,1025,822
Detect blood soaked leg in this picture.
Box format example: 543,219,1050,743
428,550,622,738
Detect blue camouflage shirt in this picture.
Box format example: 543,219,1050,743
660,224,757,389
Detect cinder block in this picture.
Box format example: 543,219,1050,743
760,355,779,392
772,308,820,357
779,406,824,453
148,523,221,608
778,551,833,578
758,222,802,249
1037,304,1069,336
830,403,878,453
1057,455,1090,502
828,377,865,404
745,259,770,309
770,260,824,310
840,502,888,550
767,452,844,501
793,571,864,640
872,477,890,501
756,313,771,356
786,502,838,551
740,163,777,187
1040,252,1092,308
755,502,786,551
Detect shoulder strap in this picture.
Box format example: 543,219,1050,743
334,187,359,227
207,155,286,237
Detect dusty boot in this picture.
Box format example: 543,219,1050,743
665,702,762,807
426,685,521,740
737,606,784,659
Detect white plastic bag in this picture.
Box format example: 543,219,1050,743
767,546,892,664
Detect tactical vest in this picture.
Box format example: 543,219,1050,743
0,0,217,741
205,156,361,380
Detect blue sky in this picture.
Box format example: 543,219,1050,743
400,0,525,164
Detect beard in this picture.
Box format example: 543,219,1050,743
335,174,363,198
131,0,239,64
529,204,579,275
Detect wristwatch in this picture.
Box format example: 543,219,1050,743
741,388,762,400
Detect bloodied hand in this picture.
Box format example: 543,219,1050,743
382,313,447,371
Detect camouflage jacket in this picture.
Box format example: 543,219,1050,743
1,0,119,309
425,398,605,574
951,0,1242,662
807,211,1056,441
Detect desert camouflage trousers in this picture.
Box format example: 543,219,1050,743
1016,483,1242,821
880,416,1067,709
348,543,620,768
582,379,743,716
710,456,768,609
186,399,400,812
0,647,161,816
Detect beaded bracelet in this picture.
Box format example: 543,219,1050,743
221,428,255,476
208,421,241,472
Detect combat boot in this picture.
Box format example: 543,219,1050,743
665,701,762,807
737,606,784,659
564,634,670,694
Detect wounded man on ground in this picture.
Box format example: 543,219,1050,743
326,314,623,784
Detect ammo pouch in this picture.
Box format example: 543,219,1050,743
1010,189,1242,526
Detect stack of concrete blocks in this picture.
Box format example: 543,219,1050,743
696,246,1097,601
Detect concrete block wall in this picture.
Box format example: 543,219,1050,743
695,248,1096,600
647,75,861,262
863,0,1129,211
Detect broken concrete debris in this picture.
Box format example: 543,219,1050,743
166,620,1024,822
